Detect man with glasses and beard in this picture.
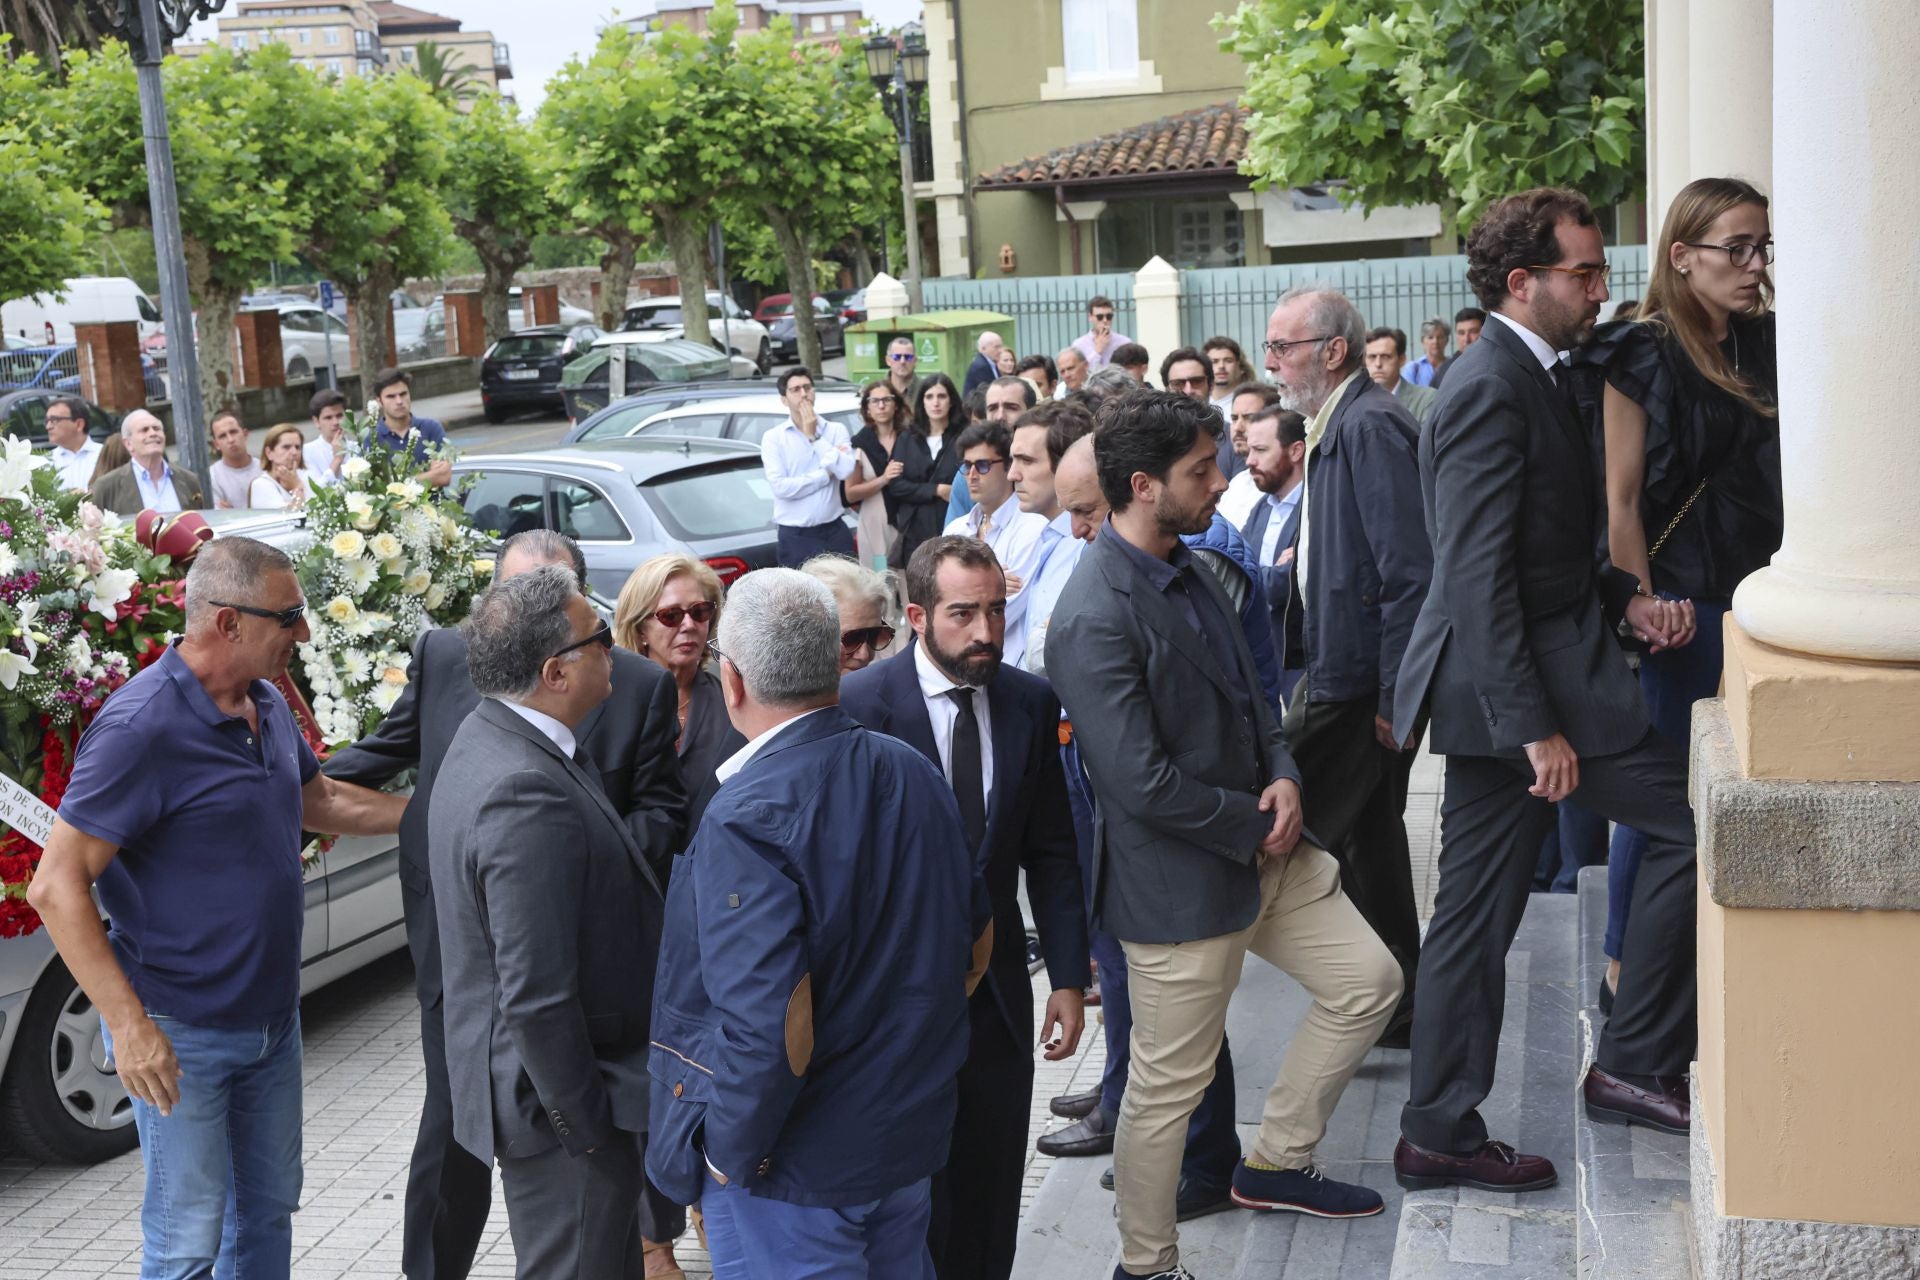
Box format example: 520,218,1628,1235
840,536,1086,1280
1045,393,1400,1280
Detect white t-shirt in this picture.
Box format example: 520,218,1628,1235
210,459,263,509
249,470,316,510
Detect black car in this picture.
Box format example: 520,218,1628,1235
560,374,856,443
479,323,602,423
764,295,846,364
2,388,119,449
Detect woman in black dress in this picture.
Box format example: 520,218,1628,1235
1573,176,1779,1005
845,379,947,570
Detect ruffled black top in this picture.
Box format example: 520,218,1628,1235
1570,312,1781,601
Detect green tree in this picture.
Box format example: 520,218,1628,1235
0,1,112,68
406,39,484,108
1219,0,1644,232
0,43,104,305
445,92,556,344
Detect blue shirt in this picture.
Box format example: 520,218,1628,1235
58,645,320,1027
1402,355,1444,388
132,459,183,513
1012,512,1079,673
376,415,447,466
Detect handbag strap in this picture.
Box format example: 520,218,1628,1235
1648,476,1709,559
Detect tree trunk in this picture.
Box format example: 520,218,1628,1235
765,207,822,375
347,263,396,386
597,230,638,331
476,242,528,346
183,240,244,419
846,232,875,290
660,209,714,354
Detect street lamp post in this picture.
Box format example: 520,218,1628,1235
100,0,226,497
863,34,929,314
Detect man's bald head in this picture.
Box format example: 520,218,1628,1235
977,331,1005,361
1054,434,1108,543
121,409,168,464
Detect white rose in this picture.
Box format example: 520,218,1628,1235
423,582,449,611
402,569,432,596
385,481,425,505
329,530,366,560
369,532,404,562
341,456,372,480
325,596,359,625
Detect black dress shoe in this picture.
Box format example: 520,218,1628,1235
1583,1066,1689,1135
1101,1165,1115,1191
1037,1108,1114,1157
1393,1137,1557,1192
1051,1086,1101,1120
1175,1176,1236,1221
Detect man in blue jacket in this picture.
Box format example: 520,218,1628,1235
646,568,992,1279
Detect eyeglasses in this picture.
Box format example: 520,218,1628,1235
841,624,896,654
1167,376,1210,391
1262,335,1331,357
866,393,898,406
1682,240,1775,268
706,638,731,666
210,600,308,629
651,601,716,629
887,351,917,363
1528,263,1612,288
959,458,1004,476
551,621,613,660
42,413,77,426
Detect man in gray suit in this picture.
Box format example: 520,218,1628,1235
429,565,666,1279
1046,392,1400,1280
1391,189,1699,1195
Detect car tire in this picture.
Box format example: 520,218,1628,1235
0,957,138,1164
287,356,311,381
483,403,507,424
756,340,770,374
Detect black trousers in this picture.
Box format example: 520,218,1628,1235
927,993,1032,1280
1283,692,1423,1025
498,1128,647,1280
1401,730,1696,1155
775,518,855,568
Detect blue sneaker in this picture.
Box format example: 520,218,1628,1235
1112,1267,1197,1280
1230,1159,1385,1218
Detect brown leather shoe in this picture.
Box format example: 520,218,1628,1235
1393,1137,1557,1192
1582,1066,1690,1135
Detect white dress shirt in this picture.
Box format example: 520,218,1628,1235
498,698,578,760
761,417,858,529
945,491,1048,583
1012,511,1080,673
1216,468,1261,529
914,640,992,800
304,436,352,487
50,439,102,492
1255,481,1304,568
714,706,834,784
132,459,183,513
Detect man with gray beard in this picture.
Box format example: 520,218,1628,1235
1261,285,1432,1045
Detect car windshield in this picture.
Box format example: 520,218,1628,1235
641,461,775,540
491,334,568,359
624,306,682,329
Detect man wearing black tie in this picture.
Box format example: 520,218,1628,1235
1392,189,1698,1193
840,534,1089,1280
1239,405,1309,703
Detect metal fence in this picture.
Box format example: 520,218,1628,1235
922,272,1138,360
1177,246,1651,353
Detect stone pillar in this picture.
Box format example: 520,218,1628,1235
444,291,486,359
864,273,909,322
72,321,147,412
1690,4,1920,1275
232,310,286,389
523,283,560,327
1132,257,1181,367
1686,0,1771,195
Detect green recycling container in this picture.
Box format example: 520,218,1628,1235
843,310,1017,386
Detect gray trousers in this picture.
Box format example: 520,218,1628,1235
497,1128,646,1280
1401,729,1696,1155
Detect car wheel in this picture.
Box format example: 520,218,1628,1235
0,957,138,1164
287,356,311,381
483,403,507,424
756,340,770,374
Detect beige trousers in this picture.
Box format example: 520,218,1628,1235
1114,843,1402,1274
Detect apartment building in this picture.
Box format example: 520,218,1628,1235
205,0,511,100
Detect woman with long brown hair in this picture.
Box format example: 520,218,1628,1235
845,379,946,570
1573,176,1779,1007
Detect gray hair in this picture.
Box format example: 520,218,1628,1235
462,563,580,700
184,537,294,629
1419,316,1450,341
120,408,162,438
496,529,586,587
715,568,841,708
1277,284,1367,373
977,330,1002,354
799,554,894,620
1086,366,1136,398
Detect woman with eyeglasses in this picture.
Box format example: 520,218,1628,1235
845,380,947,570
1571,176,1779,1010
799,554,898,674
612,554,745,827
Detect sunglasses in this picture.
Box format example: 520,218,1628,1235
887,351,917,363
651,601,716,629
1091,312,1115,322
551,621,613,659
842,624,896,655
959,458,1004,476
210,600,307,629
1167,376,1210,391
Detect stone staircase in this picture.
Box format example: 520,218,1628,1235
1014,875,1697,1279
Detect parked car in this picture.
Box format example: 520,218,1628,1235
560,375,855,443
557,334,735,422
479,323,602,423
267,302,355,381
606,391,863,448
1,389,118,449
451,437,781,597
618,293,771,372
0,344,165,402
399,293,598,365
829,288,866,326
0,508,409,1164
764,295,846,364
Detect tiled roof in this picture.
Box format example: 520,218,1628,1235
976,102,1250,190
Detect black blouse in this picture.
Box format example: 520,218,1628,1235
1572,312,1781,601
677,667,746,831
851,426,949,570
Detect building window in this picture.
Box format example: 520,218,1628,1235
1062,0,1140,82
810,15,825,32
325,28,339,44
296,27,309,43
400,47,414,64
326,57,342,75
1095,195,1245,272
831,13,846,28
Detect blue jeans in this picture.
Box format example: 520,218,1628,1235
702,1177,935,1279
104,1011,304,1280
1534,800,1610,894
1604,597,1731,958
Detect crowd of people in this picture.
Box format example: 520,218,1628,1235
25,175,1779,1280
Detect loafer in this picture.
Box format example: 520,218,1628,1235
1112,1266,1197,1280
1050,1086,1101,1120
1230,1160,1384,1218
1037,1108,1114,1157
1393,1137,1557,1192
1582,1066,1690,1135
1176,1176,1236,1221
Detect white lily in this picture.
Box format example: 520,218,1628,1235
0,435,50,503
14,599,41,660
87,567,140,618
0,648,38,692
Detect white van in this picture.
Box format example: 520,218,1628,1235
1,276,163,346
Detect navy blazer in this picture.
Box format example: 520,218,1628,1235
1241,493,1305,673
839,647,1090,1046
646,708,990,1208
962,352,997,397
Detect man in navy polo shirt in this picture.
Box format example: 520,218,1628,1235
29,537,406,1280
371,366,455,488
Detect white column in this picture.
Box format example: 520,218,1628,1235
1731,0,1920,661
1686,0,1772,196
1132,256,1181,364
1643,0,1690,224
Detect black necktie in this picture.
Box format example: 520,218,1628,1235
945,687,987,851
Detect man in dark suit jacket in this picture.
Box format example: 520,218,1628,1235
325,530,687,1279
1264,287,1434,1045
89,410,205,515
1391,189,1700,1195
1240,404,1308,703
963,331,1005,397
1046,392,1401,1280
839,535,1089,1280
429,565,665,1279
